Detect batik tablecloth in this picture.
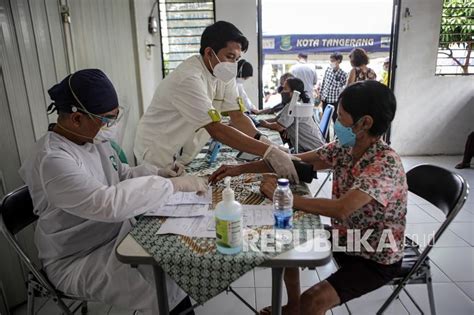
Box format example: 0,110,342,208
130,129,322,304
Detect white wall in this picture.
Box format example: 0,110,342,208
132,0,163,114
392,0,474,155
215,0,259,107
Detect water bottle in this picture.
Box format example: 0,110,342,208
273,178,293,229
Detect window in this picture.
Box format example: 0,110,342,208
158,0,215,77
436,0,474,75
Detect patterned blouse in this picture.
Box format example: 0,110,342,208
354,67,377,82
314,139,407,265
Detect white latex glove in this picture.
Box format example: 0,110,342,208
169,176,209,194
263,145,300,184
158,162,186,178
260,135,290,153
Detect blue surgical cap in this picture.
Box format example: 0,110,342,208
48,69,118,115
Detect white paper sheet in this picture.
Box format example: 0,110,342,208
165,188,212,205
156,212,215,238
145,204,209,217
156,205,275,238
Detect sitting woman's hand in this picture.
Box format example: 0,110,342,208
209,164,242,184
260,174,278,200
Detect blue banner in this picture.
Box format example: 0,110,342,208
263,34,391,54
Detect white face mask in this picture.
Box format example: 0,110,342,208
236,77,245,84
93,125,119,145
330,62,337,69
210,50,237,83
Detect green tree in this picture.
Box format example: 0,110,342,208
438,0,474,74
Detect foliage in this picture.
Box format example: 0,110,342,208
439,0,474,74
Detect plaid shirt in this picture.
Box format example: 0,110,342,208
320,67,348,104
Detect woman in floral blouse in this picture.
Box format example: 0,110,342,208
210,80,407,315
347,48,377,85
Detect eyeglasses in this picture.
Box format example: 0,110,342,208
78,106,125,127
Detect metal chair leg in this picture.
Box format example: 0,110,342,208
426,274,436,315
81,301,88,314
53,296,74,315
376,283,404,315
27,278,35,315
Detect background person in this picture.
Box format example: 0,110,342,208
252,72,295,116
290,53,318,104
347,48,377,85
320,52,348,122
257,77,325,153
455,132,474,169
19,69,207,314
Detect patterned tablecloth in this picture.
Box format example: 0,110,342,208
130,128,323,304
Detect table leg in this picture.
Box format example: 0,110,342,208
271,267,285,315
153,265,170,314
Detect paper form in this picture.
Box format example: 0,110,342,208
145,204,209,217
156,205,275,238
165,188,212,205
156,212,215,238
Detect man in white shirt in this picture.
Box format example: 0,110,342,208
134,21,299,183
19,69,207,314
290,53,318,105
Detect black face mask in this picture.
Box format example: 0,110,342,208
281,92,291,104
277,85,284,93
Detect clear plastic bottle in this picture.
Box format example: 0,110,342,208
273,178,293,229
215,177,243,254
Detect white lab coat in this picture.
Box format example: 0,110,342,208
18,132,185,314
134,55,240,168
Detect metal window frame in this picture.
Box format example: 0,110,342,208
157,0,216,78
435,1,474,76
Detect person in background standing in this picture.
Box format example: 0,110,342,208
455,132,474,169
347,48,376,85
380,57,390,86
290,53,318,104
320,52,348,122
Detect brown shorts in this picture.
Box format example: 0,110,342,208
326,252,402,304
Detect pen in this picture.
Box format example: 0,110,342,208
172,153,177,171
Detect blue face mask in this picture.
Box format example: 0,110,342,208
334,119,362,147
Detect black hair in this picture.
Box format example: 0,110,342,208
286,77,310,103
338,80,396,136
330,52,343,62
297,53,308,60
349,48,369,67
199,21,249,55
237,59,253,78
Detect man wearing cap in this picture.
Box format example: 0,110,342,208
134,21,299,183
19,69,205,314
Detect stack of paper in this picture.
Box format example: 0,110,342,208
145,188,212,217
155,205,275,238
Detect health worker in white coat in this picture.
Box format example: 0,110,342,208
19,69,207,314
134,21,299,183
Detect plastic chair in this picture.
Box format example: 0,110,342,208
377,164,469,314
0,186,88,315
319,104,334,140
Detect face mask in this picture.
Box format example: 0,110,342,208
334,119,362,147
330,62,337,69
210,50,237,83
93,125,119,145
236,78,245,84
281,92,291,104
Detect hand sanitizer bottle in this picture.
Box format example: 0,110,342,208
215,177,242,254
